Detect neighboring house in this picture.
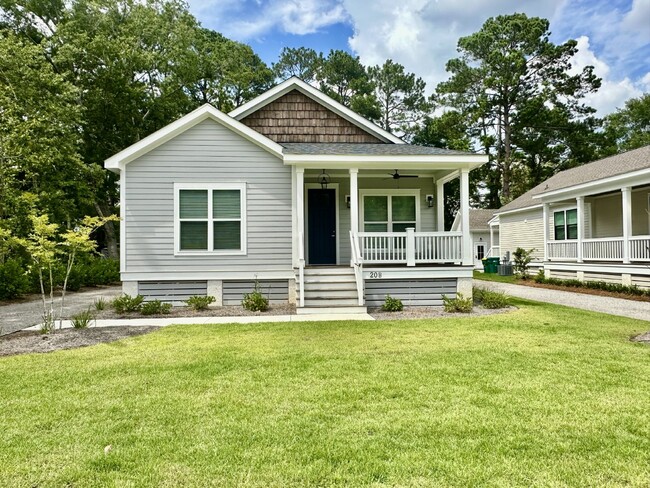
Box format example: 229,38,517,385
105,77,487,312
451,209,500,268
492,146,650,288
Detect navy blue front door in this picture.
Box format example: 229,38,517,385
308,189,336,265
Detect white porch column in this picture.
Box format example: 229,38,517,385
436,179,445,231
542,203,549,262
576,196,584,263
489,224,494,252
349,168,359,234
622,186,632,264
460,168,472,266
296,167,305,256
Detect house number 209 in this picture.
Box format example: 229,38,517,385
369,271,383,279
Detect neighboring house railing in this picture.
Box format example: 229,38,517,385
298,231,305,308
353,230,463,266
547,236,650,262
547,241,578,260
349,231,364,306
582,237,624,261
630,236,650,261
486,246,500,258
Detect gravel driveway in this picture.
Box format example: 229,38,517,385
0,286,122,336
475,280,650,322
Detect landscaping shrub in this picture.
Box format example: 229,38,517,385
534,273,650,297
473,287,509,309
71,308,94,328
242,281,269,312
26,256,120,293
381,294,404,312
111,294,144,313
140,300,172,316
0,258,30,300
94,297,107,311
443,293,473,313
185,295,216,311
513,247,535,279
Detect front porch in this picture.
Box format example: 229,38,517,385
540,185,650,264
292,163,481,308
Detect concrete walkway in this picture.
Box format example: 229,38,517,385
475,280,650,322
23,312,376,331
0,286,122,336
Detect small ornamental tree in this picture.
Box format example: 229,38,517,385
513,247,535,279
24,215,59,332
22,213,118,332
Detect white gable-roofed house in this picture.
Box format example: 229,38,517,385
105,77,488,312
492,146,650,287
451,209,500,269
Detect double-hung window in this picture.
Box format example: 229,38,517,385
554,209,577,240
362,191,419,232
175,183,246,254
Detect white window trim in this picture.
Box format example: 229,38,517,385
359,189,421,232
553,207,577,241
174,182,247,256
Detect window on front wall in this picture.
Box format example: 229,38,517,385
176,184,245,253
554,209,577,240
363,194,417,232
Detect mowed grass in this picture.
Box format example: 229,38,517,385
1,301,650,487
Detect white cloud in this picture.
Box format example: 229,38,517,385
344,0,563,93
571,36,643,115
188,0,349,39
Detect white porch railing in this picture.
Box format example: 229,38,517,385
354,229,463,266
630,236,650,261
349,231,364,305
547,241,578,260
547,236,650,262
582,237,624,261
486,246,500,258
298,231,305,307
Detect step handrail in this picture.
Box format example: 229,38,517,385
350,231,364,306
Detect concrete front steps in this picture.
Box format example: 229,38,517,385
297,266,367,315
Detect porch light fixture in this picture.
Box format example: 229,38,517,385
426,194,434,208
345,195,351,208
317,170,331,189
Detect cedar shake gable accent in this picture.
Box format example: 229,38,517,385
240,90,384,144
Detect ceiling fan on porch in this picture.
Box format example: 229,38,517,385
388,170,418,180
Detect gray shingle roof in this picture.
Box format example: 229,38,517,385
497,145,650,214
281,142,476,156
469,209,498,230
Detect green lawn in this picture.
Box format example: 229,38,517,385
474,269,519,283
2,301,650,487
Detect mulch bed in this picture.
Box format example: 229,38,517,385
369,306,514,321
503,280,650,303
95,303,297,319
0,326,159,357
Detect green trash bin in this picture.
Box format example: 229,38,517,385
483,257,500,274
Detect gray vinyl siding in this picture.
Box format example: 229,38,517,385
124,119,292,277
304,176,437,265
365,278,457,307
499,208,545,261
222,280,289,305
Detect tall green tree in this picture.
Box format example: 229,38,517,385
318,50,380,121
0,32,90,236
436,13,601,205
603,93,650,153
368,59,431,138
273,46,323,83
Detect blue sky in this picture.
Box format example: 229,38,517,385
187,0,650,115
